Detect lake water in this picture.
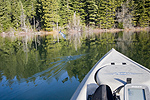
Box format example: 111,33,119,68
0,31,150,100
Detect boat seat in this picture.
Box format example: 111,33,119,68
92,84,114,100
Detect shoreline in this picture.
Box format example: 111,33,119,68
1,27,150,38
93,27,150,33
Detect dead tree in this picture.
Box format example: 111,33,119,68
117,0,134,29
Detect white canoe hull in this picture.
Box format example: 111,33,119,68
71,48,150,100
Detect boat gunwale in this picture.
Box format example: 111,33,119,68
71,48,150,100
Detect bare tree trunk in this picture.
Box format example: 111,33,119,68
32,3,35,31
33,16,35,31
20,1,27,32
57,22,59,43
73,11,76,30
117,0,134,29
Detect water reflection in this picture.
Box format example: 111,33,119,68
25,54,86,82
0,31,150,99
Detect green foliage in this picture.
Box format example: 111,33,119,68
118,22,124,29
70,0,86,23
85,0,98,26
0,0,150,32
98,0,116,28
135,0,149,27
59,0,73,27
11,0,21,29
139,12,149,27
42,0,53,31
41,0,60,31
23,0,37,28
0,0,11,32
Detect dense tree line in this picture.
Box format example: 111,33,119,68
0,0,150,32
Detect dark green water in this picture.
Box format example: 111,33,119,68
0,31,150,100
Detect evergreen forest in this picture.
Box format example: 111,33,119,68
0,0,150,32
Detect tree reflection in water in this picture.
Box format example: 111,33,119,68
0,31,149,99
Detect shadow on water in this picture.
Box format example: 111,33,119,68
19,54,86,83
0,31,150,99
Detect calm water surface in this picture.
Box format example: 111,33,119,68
0,31,150,100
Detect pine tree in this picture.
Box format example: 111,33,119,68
136,0,149,27
42,0,60,31
52,0,60,30
125,0,136,28
59,0,73,27
130,0,138,27
97,0,103,28
11,0,21,29
95,0,101,27
85,0,98,26
139,11,149,27
145,0,150,26
98,0,116,29
42,0,52,31
19,1,26,29
107,0,116,28
22,0,37,28
70,0,86,23
36,0,43,30
1,0,150,32
0,0,11,32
